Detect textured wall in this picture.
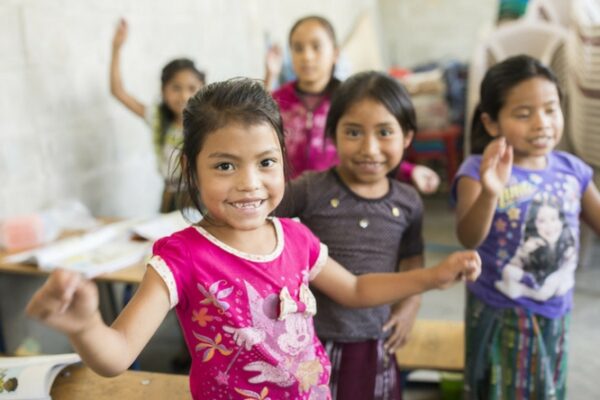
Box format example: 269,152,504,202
379,0,497,67
0,0,495,219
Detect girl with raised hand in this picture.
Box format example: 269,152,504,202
110,18,205,212
27,78,479,400
453,55,600,399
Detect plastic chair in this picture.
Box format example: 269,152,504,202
464,20,568,156
525,0,573,28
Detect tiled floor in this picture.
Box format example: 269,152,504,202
136,194,600,399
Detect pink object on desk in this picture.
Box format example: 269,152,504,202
0,214,46,251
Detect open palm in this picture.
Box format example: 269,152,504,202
480,138,513,197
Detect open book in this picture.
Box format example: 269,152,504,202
3,221,150,279
0,353,81,400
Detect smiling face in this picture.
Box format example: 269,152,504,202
195,122,285,232
289,19,338,93
535,204,562,245
482,77,563,169
334,98,412,196
162,69,204,120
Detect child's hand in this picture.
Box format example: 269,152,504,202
432,251,481,289
411,165,441,194
480,137,513,197
112,18,128,51
382,297,420,354
265,44,283,83
26,269,100,336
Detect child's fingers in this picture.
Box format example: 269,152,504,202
26,269,83,319
463,252,481,282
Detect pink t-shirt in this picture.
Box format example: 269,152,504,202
149,217,331,400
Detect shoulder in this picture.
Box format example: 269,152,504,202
390,179,422,204
143,102,161,125
291,169,332,187
272,81,297,103
456,155,483,180
277,217,321,244
551,151,592,174
152,226,197,256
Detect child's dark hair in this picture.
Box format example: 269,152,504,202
180,78,287,214
470,55,562,154
158,58,206,145
325,70,417,140
289,15,340,93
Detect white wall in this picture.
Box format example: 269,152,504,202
0,0,496,219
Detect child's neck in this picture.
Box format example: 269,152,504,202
296,78,329,95
335,167,390,199
513,153,548,170
199,218,278,256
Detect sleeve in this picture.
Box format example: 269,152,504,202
143,103,158,127
396,160,415,183
570,154,593,196
285,219,328,281
275,172,312,218
147,235,191,310
450,155,483,204
398,188,425,261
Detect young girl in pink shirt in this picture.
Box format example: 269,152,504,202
26,78,479,399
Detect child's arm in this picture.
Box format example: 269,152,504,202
26,267,170,377
311,251,480,308
581,181,600,235
383,255,422,353
110,18,146,118
455,138,512,248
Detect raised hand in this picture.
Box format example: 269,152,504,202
480,137,513,197
26,269,100,336
112,18,128,52
264,44,283,90
432,250,481,289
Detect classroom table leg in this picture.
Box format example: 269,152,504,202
0,309,6,354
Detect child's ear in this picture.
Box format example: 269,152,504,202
403,130,415,149
481,113,500,138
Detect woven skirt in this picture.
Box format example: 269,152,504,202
464,292,569,400
323,339,402,400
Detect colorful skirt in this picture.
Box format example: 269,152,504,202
323,339,402,400
464,292,570,400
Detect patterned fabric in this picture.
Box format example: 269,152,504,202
324,339,402,400
150,218,331,399
464,292,569,400
272,82,338,178
276,168,424,341
452,151,592,318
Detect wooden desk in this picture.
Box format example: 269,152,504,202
51,365,190,400
395,319,464,371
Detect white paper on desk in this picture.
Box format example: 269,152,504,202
132,211,192,241
3,220,149,278
0,353,81,400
